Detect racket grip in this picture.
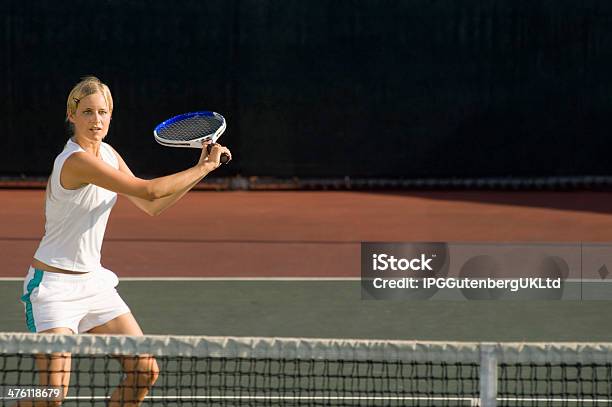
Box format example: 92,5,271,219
206,144,230,164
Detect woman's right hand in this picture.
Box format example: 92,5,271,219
199,142,232,170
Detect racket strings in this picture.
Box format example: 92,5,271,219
156,116,223,142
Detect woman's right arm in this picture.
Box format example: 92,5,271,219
111,144,229,216
60,146,226,201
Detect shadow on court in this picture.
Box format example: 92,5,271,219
365,191,612,215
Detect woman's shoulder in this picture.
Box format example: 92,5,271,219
100,141,120,168
53,139,83,165
100,140,116,153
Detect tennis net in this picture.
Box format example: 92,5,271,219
1,333,611,406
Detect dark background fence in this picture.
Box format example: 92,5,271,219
2,0,611,184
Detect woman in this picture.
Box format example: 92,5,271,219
20,76,231,406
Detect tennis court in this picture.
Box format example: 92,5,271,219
3,189,612,406
3,189,612,339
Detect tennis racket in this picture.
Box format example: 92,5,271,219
154,111,230,164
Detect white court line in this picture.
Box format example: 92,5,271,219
0,277,360,281
499,397,612,403
54,395,612,405
2,277,609,282
54,395,612,404
60,395,479,404
3,277,611,282
119,277,360,281
127,277,591,282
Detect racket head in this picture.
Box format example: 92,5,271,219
154,111,226,148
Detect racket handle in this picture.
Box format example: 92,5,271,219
206,144,230,164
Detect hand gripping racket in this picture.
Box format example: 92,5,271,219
154,111,230,164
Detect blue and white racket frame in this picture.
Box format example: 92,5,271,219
153,111,227,149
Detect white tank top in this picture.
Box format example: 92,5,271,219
34,138,118,273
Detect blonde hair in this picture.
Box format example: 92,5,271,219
66,76,113,122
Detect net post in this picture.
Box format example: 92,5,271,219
479,344,497,407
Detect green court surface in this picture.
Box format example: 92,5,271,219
2,280,612,341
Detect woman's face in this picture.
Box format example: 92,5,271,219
68,92,111,142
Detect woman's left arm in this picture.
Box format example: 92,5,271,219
110,147,206,216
